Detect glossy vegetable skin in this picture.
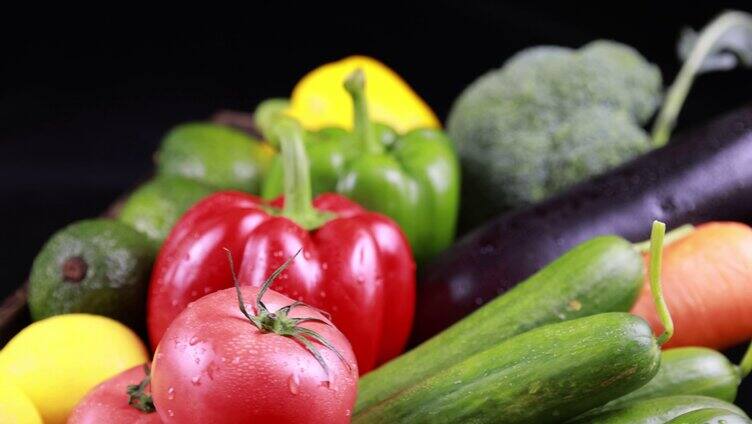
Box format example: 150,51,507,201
355,313,661,424
148,119,414,374
68,364,159,424
589,347,742,413
570,396,748,424
151,285,358,423
415,104,752,342
284,55,441,132
357,235,643,413
667,408,752,423
156,122,275,192
263,70,459,263
633,222,752,350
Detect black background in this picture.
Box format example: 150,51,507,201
3,0,752,411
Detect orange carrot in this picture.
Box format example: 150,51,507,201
632,221,752,350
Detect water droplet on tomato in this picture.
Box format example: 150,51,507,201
345,409,351,417
189,336,199,345
191,375,201,385
170,299,179,307
203,286,212,294
319,290,326,298
168,409,174,417
167,387,175,400
232,356,241,364
321,262,328,270
288,373,300,395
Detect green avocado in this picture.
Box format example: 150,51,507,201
156,122,275,192
27,219,154,329
118,176,214,251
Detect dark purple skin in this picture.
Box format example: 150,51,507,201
414,104,752,344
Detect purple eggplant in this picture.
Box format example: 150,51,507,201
414,104,752,343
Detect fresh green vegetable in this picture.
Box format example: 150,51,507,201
260,70,460,262
27,219,153,329
355,312,661,424
447,40,661,221
569,396,748,424
356,235,643,413
584,347,746,415
117,176,215,251
156,122,275,192
448,10,752,226
666,408,752,423
356,221,671,424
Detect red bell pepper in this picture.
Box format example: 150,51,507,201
147,117,415,373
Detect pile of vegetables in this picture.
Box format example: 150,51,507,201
3,9,752,424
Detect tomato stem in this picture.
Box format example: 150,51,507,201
126,364,156,414
648,221,674,346
345,69,383,155
223,248,351,381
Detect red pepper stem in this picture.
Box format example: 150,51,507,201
274,118,314,216
344,69,383,155
270,117,332,230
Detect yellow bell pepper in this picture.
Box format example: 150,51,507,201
285,56,441,133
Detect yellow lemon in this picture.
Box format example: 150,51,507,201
286,55,441,133
0,380,42,424
0,314,148,424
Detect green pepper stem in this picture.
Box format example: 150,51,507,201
738,341,752,379
634,224,695,253
651,11,752,147
344,69,383,155
269,117,333,230
648,221,674,346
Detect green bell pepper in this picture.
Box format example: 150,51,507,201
260,70,459,263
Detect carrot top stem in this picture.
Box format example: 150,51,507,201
634,224,695,253
649,220,674,346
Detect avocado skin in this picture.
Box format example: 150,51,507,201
28,219,154,329
118,176,214,252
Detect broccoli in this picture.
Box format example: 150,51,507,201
447,40,662,221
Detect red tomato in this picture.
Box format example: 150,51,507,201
151,284,358,423
68,364,161,424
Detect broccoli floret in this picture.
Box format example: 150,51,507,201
447,40,662,220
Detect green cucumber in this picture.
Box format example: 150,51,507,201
357,235,644,412
598,347,742,410
667,408,752,423
569,396,748,424
354,312,661,424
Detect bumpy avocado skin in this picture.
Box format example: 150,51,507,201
118,176,214,251
28,219,154,329
156,122,275,192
